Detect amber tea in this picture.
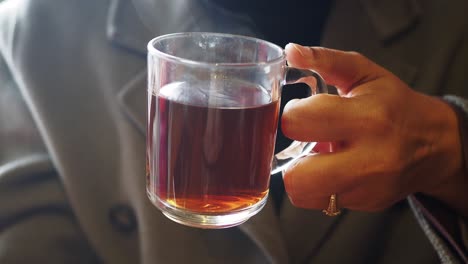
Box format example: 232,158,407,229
147,80,279,214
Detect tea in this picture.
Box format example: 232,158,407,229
147,80,279,214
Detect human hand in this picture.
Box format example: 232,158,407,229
281,43,465,214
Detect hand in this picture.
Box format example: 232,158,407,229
281,43,466,215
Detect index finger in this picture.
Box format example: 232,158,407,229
285,44,386,95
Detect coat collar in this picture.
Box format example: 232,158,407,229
107,0,258,57
106,0,211,57
360,0,422,43
106,0,150,58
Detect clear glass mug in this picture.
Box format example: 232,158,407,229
147,32,328,229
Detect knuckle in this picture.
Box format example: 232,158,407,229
346,51,369,65
310,47,327,61
376,142,407,177
376,104,395,124
346,51,377,77
347,51,364,59
364,103,395,136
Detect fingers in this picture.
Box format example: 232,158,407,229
281,44,407,212
284,43,386,95
281,93,366,142
283,150,361,197
282,148,372,209
282,144,405,211
281,44,386,143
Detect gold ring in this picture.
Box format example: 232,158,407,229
322,194,341,216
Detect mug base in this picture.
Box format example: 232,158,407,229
147,191,268,229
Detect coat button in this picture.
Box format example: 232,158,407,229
109,204,137,234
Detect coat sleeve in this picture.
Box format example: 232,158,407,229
0,4,99,260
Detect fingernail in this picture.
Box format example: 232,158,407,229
286,43,306,57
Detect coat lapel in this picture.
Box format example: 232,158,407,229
360,0,422,43
109,1,288,262
117,70,147,135
109,0,260,134
239,197,290,263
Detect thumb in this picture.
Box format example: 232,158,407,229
284,43,386,94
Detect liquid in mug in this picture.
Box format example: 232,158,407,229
147,80,280,214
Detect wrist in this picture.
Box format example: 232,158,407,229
420,96,467,218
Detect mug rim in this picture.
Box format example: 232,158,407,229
147,32,286,68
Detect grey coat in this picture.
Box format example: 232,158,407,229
0,0,467,263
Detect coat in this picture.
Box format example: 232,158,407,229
1,0,467,263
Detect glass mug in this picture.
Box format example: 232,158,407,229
147,32,328,229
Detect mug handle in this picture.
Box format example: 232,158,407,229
271,66,328,175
